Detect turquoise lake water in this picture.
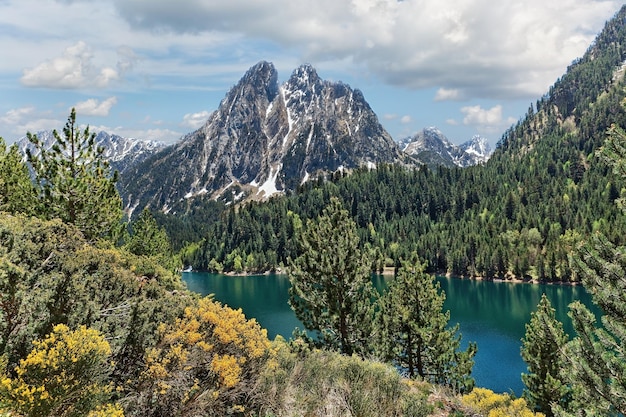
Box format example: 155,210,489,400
182,272,598,395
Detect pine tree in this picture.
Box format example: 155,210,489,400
521,294,570,416
126,208,172,257
560,229,626,416
375,256,476,393
0,138,37,215
26,108,122,241
553,122,626,416
288,197,376,355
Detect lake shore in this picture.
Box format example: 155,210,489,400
185,266,581,286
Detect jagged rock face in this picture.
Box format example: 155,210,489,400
16,130,166,175
400,127,492,167
120,61,407,213
459,135,492,165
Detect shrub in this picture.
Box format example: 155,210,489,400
256,345,431,417
462,387,545,417
0,324,118,417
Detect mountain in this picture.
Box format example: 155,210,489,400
119,61,412,214
459,136,492,165
168,5,626,281
398,127,492,167
17,130,166,175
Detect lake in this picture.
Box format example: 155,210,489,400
182,272,598,396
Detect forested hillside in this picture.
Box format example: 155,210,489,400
168,7,626,282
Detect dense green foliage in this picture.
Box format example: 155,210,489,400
0,215,188,381
375,258,476,393
173,7,626,281
287,198,475,391
0,139,37,216
26,109,123,242
123,208,180,273
553,122,626,416
521,294,570,416
288,197,376,356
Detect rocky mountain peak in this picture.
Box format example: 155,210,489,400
238,60,279,103
119,61,408,213
400,127,492,167
460,135,492,163
285,64,322,91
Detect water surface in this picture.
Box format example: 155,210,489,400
183,272,598,395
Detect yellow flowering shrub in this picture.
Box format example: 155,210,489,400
87,403,124,417
136,296,273,416
462,387,545,417
0,324,116,417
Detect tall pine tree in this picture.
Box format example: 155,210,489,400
375,257,476,393
0,138,37,215
554,122,626,416
288,197,376,356
521,294,570,416
26,109,122,241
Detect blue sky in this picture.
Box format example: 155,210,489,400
0,0,621,147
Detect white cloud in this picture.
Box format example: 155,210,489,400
383,114,398,120
462,105,505,126
446,119,459,126
108,127,182,144
2,0,619,101
181,110,212,129
400,115,412,124
0,106,62,141
461,104,517,134
16,118,64,136
109,0,619,99
74,97,118,116
435,88,462,102
20,41,120,89
0,106,35,125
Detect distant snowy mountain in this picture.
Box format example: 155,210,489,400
459,135,492,165
119,61,413,214
399,127,492,167
17,130,167,174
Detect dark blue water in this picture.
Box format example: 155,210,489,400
182,272,598,396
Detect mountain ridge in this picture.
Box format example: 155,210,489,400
119,61,413,214
398,127,492,167
16,130,166,175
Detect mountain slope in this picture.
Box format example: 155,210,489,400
119,61,410,214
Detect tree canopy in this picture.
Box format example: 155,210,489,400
26,108,122,241
288,197,376,355
375,257,476,393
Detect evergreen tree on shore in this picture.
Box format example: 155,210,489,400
375,257,476,393
521,294,570,416
288,197,376,355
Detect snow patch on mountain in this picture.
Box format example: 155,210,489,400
399,128,492,167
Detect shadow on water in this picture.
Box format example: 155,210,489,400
183,272,600,396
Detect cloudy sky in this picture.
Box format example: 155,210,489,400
0,0,621,146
